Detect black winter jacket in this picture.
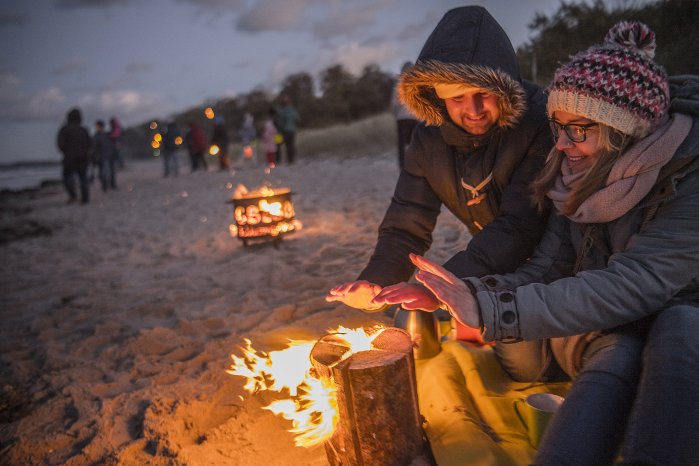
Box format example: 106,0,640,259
358,6,552,286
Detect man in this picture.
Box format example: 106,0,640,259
326,6,552,312
57,107,91,204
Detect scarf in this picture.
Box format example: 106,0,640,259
547,113,693,223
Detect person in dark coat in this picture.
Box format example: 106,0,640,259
326,6,552,314
211,117,229,170
91,120,114,192
56,107,91,204
185,121,208,172
161,121,180,177
391,61,419,169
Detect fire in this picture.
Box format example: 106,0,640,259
259,199,282,216
209,144,220,155
227,325,385,447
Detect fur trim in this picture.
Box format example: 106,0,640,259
398,60,526,127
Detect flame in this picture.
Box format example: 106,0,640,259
205,107,215,119
259,199,282,216
209,144,220,155
227,325,384,447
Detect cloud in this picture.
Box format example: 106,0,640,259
264,40,398,90
0,12,27,27
0,73,67,122
77,89,171,125
53,57,88,76
236,0,327,33
54,0,130,9
175,0,245,10
0,72,170,125
309,6,376,40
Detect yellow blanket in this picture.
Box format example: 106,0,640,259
415,341,570,466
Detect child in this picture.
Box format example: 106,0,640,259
262,108,279,166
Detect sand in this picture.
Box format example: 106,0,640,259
0,152,470,465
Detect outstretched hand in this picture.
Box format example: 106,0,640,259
409,253,481,329
325,280,385,312
372,282,441,311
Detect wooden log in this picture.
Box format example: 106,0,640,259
310,328,432,466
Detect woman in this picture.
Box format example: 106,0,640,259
373,22,699,465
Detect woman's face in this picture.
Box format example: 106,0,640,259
550,111,601,173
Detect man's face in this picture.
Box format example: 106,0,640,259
443,89,500,135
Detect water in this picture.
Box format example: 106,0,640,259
0,162,61,192
0,121,62,191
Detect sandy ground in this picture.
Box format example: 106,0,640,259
0,152,470,465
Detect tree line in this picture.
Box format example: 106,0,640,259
123,0,697,159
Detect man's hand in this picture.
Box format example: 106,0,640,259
410,254,481,329
325,280,385,312
371,282,441,311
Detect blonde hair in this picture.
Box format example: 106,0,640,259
532,124,631,215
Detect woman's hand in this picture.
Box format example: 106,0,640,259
409,253,481,329
325,280,385,312
371,282,441,311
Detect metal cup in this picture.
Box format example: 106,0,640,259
514,393,564,448
393,309,441,359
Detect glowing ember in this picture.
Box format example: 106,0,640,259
227,325,385,447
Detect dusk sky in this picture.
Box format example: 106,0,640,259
1,0,616,164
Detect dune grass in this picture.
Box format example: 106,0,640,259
229,112,397,163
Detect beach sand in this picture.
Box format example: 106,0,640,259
0,152,470,465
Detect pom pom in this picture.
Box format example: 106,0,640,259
604,21,656,59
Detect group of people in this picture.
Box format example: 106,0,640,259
56,108,122,204
238,97,301,167
177,96,300,175
327,6,698,465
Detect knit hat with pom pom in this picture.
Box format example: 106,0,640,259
547,21,670,138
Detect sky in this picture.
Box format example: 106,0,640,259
0,0,618,164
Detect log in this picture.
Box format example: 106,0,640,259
310,328,432,466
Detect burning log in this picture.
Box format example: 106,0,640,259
310,328,432,466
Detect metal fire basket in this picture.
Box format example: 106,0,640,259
227,188,298,247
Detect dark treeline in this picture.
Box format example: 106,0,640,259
517,0,699,85
124,0,697,159
124,64,395,159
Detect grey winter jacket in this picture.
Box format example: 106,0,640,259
466,114,699,346
358,6,552,287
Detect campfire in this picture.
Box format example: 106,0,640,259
228,325,431,465
227,184,301,247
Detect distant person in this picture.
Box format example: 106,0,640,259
56,107,91,204
91,120,115,192
275,95,300,164
391,61,419,169
262,108,279,166
211,117,229,170
239,112,257,161
185,121,208,172
109,117,124,169
161,121,180,177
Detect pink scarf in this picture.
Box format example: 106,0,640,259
548,113,693,223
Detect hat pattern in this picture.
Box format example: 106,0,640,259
547,21,670,138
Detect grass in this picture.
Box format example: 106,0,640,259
229,112,397,163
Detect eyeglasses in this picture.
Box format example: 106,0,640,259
548,118,598,143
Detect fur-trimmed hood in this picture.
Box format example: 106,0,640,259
399,6,526,128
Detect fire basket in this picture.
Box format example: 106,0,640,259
227,186,300,247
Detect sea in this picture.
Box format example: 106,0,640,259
0,121,63,192
0,161,62,192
